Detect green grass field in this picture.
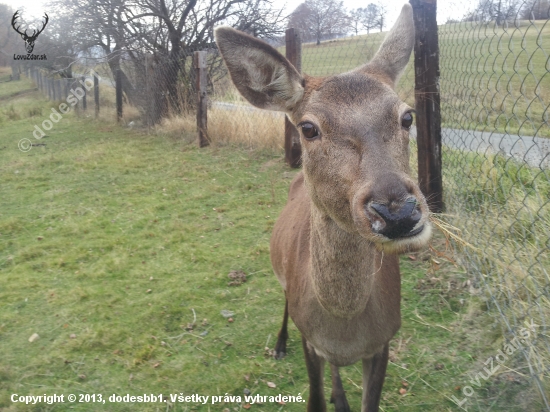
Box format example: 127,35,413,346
0,71,546,411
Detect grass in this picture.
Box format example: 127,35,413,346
441,146,550,387
1,71,547,411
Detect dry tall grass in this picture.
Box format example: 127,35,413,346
154,105,285,150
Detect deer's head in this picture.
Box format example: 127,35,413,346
215,4,431,253
12,11,49,54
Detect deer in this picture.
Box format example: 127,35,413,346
11,11,49,54
215,4,432,411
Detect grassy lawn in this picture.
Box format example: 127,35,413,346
0,74,545,411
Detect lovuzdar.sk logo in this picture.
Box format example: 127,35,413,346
11,10,48,60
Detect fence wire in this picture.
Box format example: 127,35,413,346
439,3,550,409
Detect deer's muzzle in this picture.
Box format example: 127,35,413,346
369,198,423,239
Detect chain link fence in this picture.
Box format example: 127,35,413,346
439,2,550,408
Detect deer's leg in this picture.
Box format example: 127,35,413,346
361,343,390,412
273,299,289,360
302,337,327,412
329,363,351,412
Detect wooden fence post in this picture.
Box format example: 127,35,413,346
410,0,443,213
11,61,19,81
94,74,100,118
116,69,123,122
72,79,80,114
53,78,58,101
56,79,62,101
81,76,87,110
194,50,209,147
285,28,302,168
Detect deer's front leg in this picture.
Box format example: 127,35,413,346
361,343,389,412
302,337,326,412
330,363,351,412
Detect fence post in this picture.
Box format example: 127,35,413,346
410,0,443,213
72,79,80,114
56,79,62,101
53,78,58,101
48,78,53,100
116,69,123,122
194,51,209,147
81,76,87,110
94,74,99,118
285,28,302,168
11,61,19,81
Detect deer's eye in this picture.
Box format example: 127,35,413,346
401,112,414,129
300,122,319,140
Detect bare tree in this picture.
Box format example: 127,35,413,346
361,3,379,34
46,0,142,104
348,7,364,35
288,3,313,40
463,0,521,25
288,0,348,45
520,0,549,19
0,3,19,69
376,2,387,31
45,0,284,123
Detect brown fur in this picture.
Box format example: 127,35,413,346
215,5,431,411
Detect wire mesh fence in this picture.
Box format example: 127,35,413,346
19,1,549,407
438,3,550,408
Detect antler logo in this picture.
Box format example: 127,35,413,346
11,11,49,54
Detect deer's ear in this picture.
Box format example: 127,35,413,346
360,4,415,87
215,27,304,112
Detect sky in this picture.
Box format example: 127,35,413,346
2,0,476,31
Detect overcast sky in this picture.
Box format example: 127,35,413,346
2,0,475,30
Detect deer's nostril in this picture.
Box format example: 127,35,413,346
369,198,422,239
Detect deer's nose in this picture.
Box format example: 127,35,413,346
369,197,422,239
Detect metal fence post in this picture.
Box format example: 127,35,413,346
285,28,302,168
410,0,443,213
116,69,123,122
194,50,209,147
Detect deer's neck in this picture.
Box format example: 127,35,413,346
309,206,383,319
